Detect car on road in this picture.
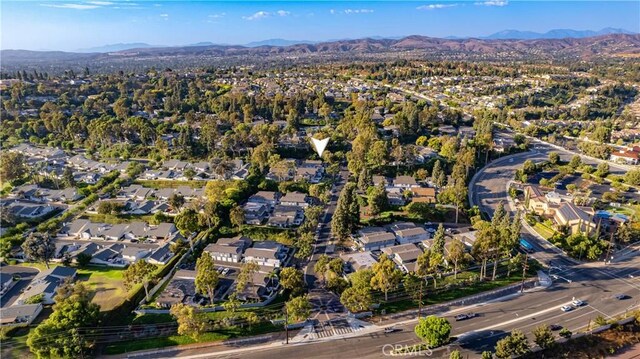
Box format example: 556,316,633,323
384,327,400,333
549,324,563,331
560,305,573,312
614,294,630,300
571,299,585,307
455,313,478,321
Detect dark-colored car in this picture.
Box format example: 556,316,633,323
549,324,563,331
614,294,630,300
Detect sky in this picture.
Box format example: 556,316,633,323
1,1,639,51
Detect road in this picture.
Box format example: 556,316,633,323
303,169,350,289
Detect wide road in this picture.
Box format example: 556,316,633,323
162,255,640,359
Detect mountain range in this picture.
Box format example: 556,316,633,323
2,33,639,69
70,28,636,53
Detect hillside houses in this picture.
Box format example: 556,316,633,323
266,159,325,183
58,219,181,243
610,147,640,165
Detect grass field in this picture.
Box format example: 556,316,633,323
83,213,158,224
533,222,556,239
19,263,128,311
135,180,207,189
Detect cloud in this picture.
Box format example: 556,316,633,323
208,12,226,19
343,9,374,14
242,10,291,20
475,0,508,6
160,13,168,20
416,4,458,10
40,1,143,10
40,3,101,10
329,9,336,14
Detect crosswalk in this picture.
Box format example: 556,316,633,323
311,318,365,339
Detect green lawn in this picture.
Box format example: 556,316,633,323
19,263,128,311
533,222,556,239
83,213,159,224
103,321,280,355
135,180,207,189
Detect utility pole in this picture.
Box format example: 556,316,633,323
605,231,615,264
520,253,528,293
418,280,423,319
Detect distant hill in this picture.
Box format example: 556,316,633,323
244,39,316,47
3,33,639,70
485,27,635,40
76,43,162,53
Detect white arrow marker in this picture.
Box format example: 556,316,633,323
310,137,330,157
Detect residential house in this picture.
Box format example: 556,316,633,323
610,147,640,165
0,304,43,326
247,191,281,210
411,187,437,204
18,267,77,305
391,224,430,244
356,227,397,251
0,273,14,297
267,205,305,228
280,192,310,208
340,251,377,273
243,241,287,267
393,176,420,189
382,243,423,273
243,202,270,225
553,202,597,235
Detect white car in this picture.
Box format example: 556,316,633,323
561,305,573,312
571,299,585,307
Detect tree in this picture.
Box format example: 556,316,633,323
368,182,388,217
279,267,305,296
0,152,27,183
548,151,560,165
414,315,451,348
235,261,260,296
286,295,311,323
331,183,359,241
370,254,403,301
625,169,640,186
417,249,443,288
123,260,157,301
431,160,446,188
481,351,493,359
168,193,185,211
432,224,446,255
62,166,75,188
230,204,245,228
21,232,56,269
0,238,12,263
195,252,219,304
594,162,609,178
446,238,467,279
170,303,207,340
449,350,463,359
27,282,100,359
494,329,530,358
569,155,582,169
76,253,92,267
533,324,555,349
340,285,372,313
175,208,200,236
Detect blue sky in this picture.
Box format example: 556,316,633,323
1,1,638,51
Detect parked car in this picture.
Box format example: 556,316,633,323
614,294,630,300
222,268,230,276
561,305,573,312
384,327,399,333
